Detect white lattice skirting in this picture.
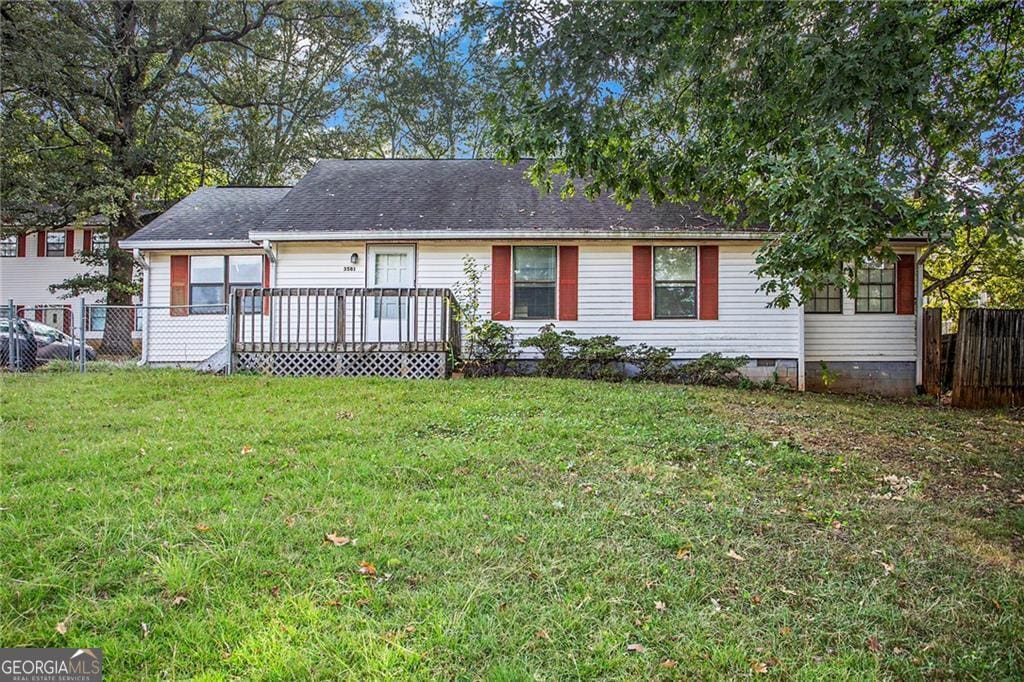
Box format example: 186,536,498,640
232,351,449,378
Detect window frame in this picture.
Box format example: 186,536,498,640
854,260,896,314
0,234,16,257
188,255,264,315
46,231,66,257
652,245,698,320
805,284,844,314
512,245,558,321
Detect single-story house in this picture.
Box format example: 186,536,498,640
121,159,926,394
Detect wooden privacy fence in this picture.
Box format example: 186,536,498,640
951,308,1024,408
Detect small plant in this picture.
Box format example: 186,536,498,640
818,361,840,389
452,256,517,376
679,352,751,386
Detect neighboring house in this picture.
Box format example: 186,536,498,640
0,216,152,342
121,160,926,395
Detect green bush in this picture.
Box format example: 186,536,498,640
628,344,679,382
680,352,751,386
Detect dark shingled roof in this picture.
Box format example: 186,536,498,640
127,187,291,242
257,159,753,234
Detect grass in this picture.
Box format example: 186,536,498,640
1,371,1021,679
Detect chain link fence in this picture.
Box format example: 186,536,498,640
3,299,227,373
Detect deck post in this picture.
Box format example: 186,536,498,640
225,291,235,375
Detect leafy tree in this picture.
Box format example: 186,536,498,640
487,1,1023,306
348,0,496,158
925,227,1024,323
1,0,286,351
192,0,385,184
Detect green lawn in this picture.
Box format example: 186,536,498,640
1,371,1021,679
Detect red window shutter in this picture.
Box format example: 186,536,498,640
698,245,719,320
632,245,653,320
63,305,73,334
37,231,46,257
82,229,93,251
16,234,26,257
896,254,915,315
262,254,272,314
491,245,511,321
558,245,578,321
34,308,43,322
15,305,24,318
169,255,190,317
65,230,75,257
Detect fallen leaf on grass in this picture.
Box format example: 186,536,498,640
626,643,646,653
324,533,352,546
141,622,150,638
867,636,882,653
779,626,792,636
358,561,377,576
654,601,666,612
726,549,746,562
710,598,722,612
194,523,211,532
355,598,371,607
284,516,296,527
535,629,550,641
881,561,894,575
55,618,69,635
675,547,692,560
240,445,253,455
660,659,678,669
172,595,188,607
270,585,280,598
751,660,768,674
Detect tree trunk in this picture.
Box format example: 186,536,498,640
99,210,140,356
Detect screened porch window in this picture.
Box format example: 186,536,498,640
513,246,556,319
653,246,697,318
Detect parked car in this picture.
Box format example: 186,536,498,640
0,317,38,370
0,318,95,367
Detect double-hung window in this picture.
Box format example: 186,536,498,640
855,260,895,313
92,232,110,252
513,246,557,319
653,246,697,318
189,255,263,314
0,235,16,257
88,306,106,332
46,231,66,257
806,284,843,313
229,255,264,313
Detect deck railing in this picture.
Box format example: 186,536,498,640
229,287,461,354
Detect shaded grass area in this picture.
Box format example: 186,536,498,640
1,371,1021,679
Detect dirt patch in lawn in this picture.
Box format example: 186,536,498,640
700,389,1024,519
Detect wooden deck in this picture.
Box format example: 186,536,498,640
227,287,460,377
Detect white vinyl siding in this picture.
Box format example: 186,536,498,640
0,230,103,331
803,249,919,362
417,241,800,359
143,250,261,364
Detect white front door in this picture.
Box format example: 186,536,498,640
366,245,415,343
